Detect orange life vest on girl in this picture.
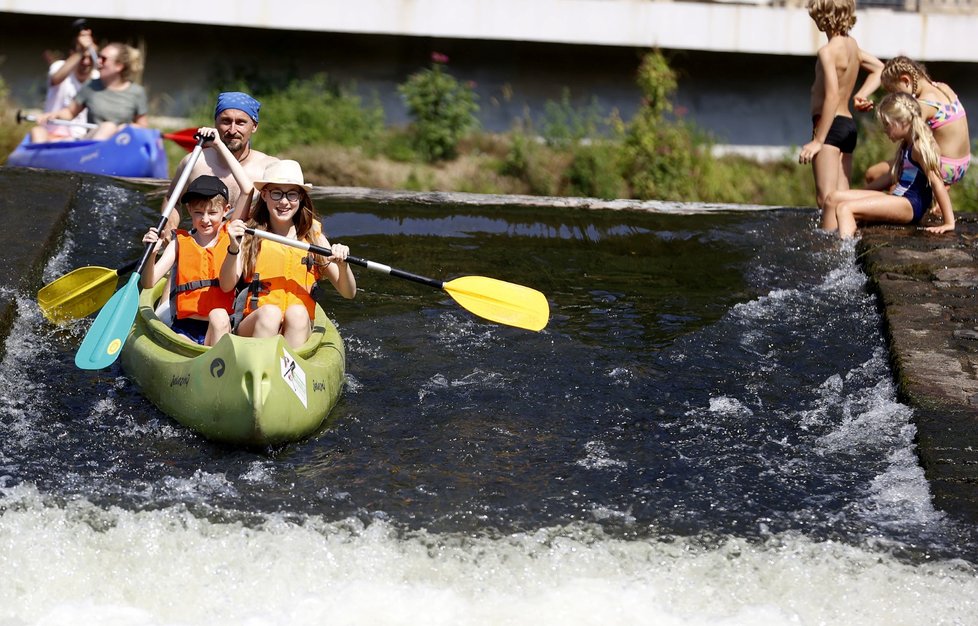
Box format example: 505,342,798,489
172,226,234,319
241,232,322,319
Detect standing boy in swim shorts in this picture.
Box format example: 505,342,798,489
798,0,882,230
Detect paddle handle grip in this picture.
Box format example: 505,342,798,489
245,227,444,290
16,109,98,129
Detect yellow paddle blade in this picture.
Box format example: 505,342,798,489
443,276,550,331
37,266,121,324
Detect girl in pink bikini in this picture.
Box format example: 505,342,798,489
865,56,970,189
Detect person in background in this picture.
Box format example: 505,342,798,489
823,93,954,239
163,92,279,235
221,160,356,349
798,0,883,230
35,41,148,141
864,56,970,191
32,18,99,143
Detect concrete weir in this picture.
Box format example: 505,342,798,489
857,217,978,521
2,170,976,520
0,168,79,358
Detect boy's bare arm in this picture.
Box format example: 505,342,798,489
853,47,884,111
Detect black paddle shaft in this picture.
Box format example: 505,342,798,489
245,227,445,290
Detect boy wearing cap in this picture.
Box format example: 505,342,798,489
164,92,279,234
141,174,242,346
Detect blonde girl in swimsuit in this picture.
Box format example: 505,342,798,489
865,56,971,189
826,93,954,239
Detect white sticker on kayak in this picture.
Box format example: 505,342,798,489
281,352,307,408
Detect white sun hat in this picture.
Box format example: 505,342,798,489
253,159,313,190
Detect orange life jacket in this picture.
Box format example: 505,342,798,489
241,236,320,319
172,226,234,319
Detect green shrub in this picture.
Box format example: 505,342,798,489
500,130,561,195
540,89,606,150
255,75,385,155
563,142,626,199
398,56,479,162
619,50,714,201
621,112,714,201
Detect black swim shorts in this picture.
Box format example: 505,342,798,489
812,115,858,154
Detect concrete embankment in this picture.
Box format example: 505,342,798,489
0,168,78,357
857,217,978,521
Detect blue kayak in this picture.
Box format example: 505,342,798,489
5,126,169,179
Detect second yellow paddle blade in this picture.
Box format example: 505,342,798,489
443,276,550,331
37,266,120,324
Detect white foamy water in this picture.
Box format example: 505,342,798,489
1,482,977,626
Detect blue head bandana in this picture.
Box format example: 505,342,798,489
214,92,261,123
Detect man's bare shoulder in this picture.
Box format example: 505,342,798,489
244,151,280,177
252,151,279,166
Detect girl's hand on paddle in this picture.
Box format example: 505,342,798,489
329,244,350,264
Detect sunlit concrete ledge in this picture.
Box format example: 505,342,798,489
5,0,978,61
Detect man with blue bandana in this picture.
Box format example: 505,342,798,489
163,91,279,233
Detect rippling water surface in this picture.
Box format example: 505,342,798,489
1,173,977,624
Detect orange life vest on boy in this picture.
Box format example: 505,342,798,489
241,234,322,319
172,226,234,319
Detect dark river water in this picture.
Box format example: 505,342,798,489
1,173,977,624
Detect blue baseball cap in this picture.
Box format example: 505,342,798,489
214,92,261,123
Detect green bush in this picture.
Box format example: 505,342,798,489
254,75,385,155
619,50,715,201
500,129,561,195
540,88,606,150
621,112,714,201
398,56,479,162
563,142,626,199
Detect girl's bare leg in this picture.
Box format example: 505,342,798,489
236,305,284,339
830,189,914,239
281,304,312,349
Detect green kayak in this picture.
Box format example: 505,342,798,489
120,280,345,446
